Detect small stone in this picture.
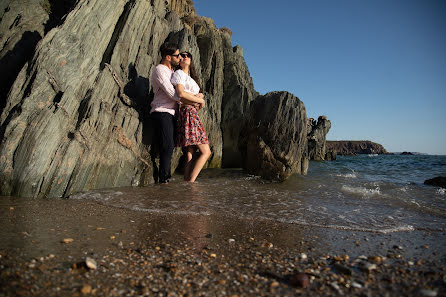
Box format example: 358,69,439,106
289,272,309,288
419,289,437,297
9,207,14,211
81,284,92,294
421,245,429,249
299,253,308,261
110,236,115,240
85,257,97,270
62,238,74,244
205,233,212,238
141,287,150,295
393,245,403,250
351,281,362,288
330,282,341,291
332,256,343,261
334,263,353,275
270,281,280,288
360,262,377,272
368,256,382,264
228,238,235,243
210,253,217,258
96,227,105,230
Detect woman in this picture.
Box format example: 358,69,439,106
171,51,211,182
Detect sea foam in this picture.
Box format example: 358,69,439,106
341,185,381,197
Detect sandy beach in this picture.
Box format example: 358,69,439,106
1,196,445,296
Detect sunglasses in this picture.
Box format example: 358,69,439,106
180,53,191,58
170,53,181,58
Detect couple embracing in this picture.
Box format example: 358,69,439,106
150,42,211,184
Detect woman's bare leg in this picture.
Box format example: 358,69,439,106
187,143,211,182
184,146,195,181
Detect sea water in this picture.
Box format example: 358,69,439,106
72,154,446,234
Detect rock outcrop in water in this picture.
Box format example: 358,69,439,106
239,92,309,181
424,177,446,188
326,141,387,156
308,116,332,161
0,0,329,197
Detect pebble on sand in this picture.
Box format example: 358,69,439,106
85,257,97,270
62,238,74,244
419,289,438,297
368,256,383,264
289,272,309,288
360,262,377,272
81,284,92,294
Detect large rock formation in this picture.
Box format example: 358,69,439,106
326,141,387,155
0,0,259,197
239,92,309,181
0,0,328,197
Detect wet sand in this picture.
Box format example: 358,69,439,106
1,196,445,296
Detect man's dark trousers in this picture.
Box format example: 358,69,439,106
151,112,175,183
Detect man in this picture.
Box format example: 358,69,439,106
150,42,204,184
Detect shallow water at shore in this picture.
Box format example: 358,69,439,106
69,155,446,234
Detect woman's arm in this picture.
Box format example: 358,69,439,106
175,84,205,107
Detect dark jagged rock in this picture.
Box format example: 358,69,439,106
424,177,446,188
167,0,196,18
307,116,331,161
0,0,271,197
239,91,309,181
0,0,329,197
326,141,387,156
325,150,337,161
401,151,414,155
221,42,258,168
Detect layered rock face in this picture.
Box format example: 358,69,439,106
0,0,256,197
0,0,48,115
0,0,329,197
326,141,387,155
239,92,309,181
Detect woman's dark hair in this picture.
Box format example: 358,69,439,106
160,42,179,59
178,52,201,90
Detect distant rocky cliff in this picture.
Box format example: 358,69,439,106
0,0,330,197
326,141,387,155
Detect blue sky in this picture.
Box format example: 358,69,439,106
194,0,446,155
